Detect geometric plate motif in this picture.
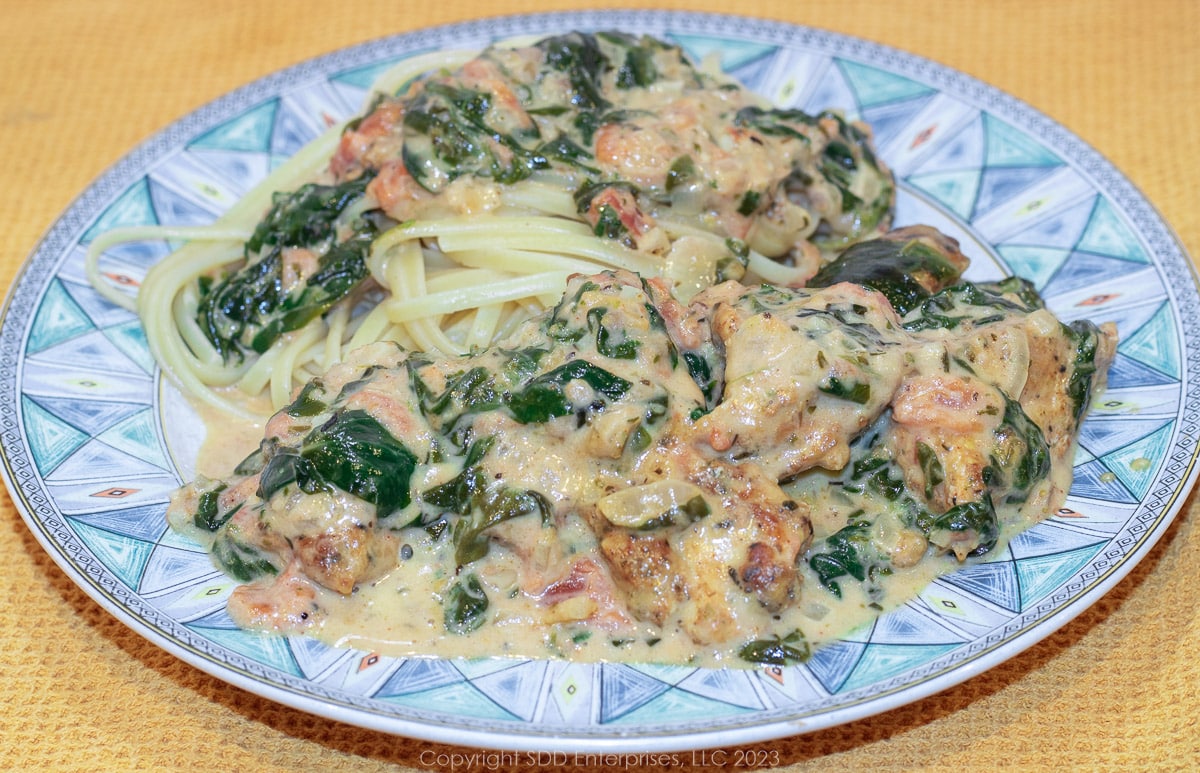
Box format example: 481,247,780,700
2,10,1197,753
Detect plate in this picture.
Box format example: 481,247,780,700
2,10,1197,752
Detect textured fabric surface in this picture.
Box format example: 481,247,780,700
1,1,1197,769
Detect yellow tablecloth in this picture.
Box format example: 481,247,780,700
2,1,1197,769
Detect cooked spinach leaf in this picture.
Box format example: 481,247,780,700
444,573,489,634
903,277,1044,331
193,484,231,532
987,396,1051,504
212,530,278,581
505,360,632,424
738,630,810,666
196,174,379,363
810,234,967,316
453,486,553,566
258,409,418,518
808,520,872,598
1063,319,1106,425
587,307,639,359
915,497,1000,558
818,375,871,404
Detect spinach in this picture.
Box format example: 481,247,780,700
232,447,267,477
916,442,946,500
422,437,495,516
412,364,503,419
258,409,418,518
212,531,278,582
809,234,967,316
819,140,860,212
587,307,639,359
531,134,598,174
1063,319,1106,425
593,204,628,240
738,630,810,666
988,396,1051,503
812,111,892,241
903,278,1043,331
666,155,696,192
453,486,553,566
623,393,670,454
193,484,231,532
245,175,374,255
246,232,374,354
915,498,1000,558
284,380,327,417
505,361,631,424
717,239,750,282
537,32,611,111
196,174,379,363
979,275,1045,310
420,436,552,565
616,46,657,88
846,455,907,502
404,84,531,187
636,494,710,530
808,520,873,598
818,375,871,404
734,105,818,142
682,350,718,406
444,573,489,634
404,78,604,189
737,190,761,217
573,180,641,215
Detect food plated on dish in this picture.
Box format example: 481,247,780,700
9,11,1191,748
88,32,1115,667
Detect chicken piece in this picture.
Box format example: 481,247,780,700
227,561,323,632
593,436,813,644
885,373,1009,513
692,281,909,480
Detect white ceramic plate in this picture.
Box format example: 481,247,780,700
3,10,1197,752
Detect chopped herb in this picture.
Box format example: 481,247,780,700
737,190,761,216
